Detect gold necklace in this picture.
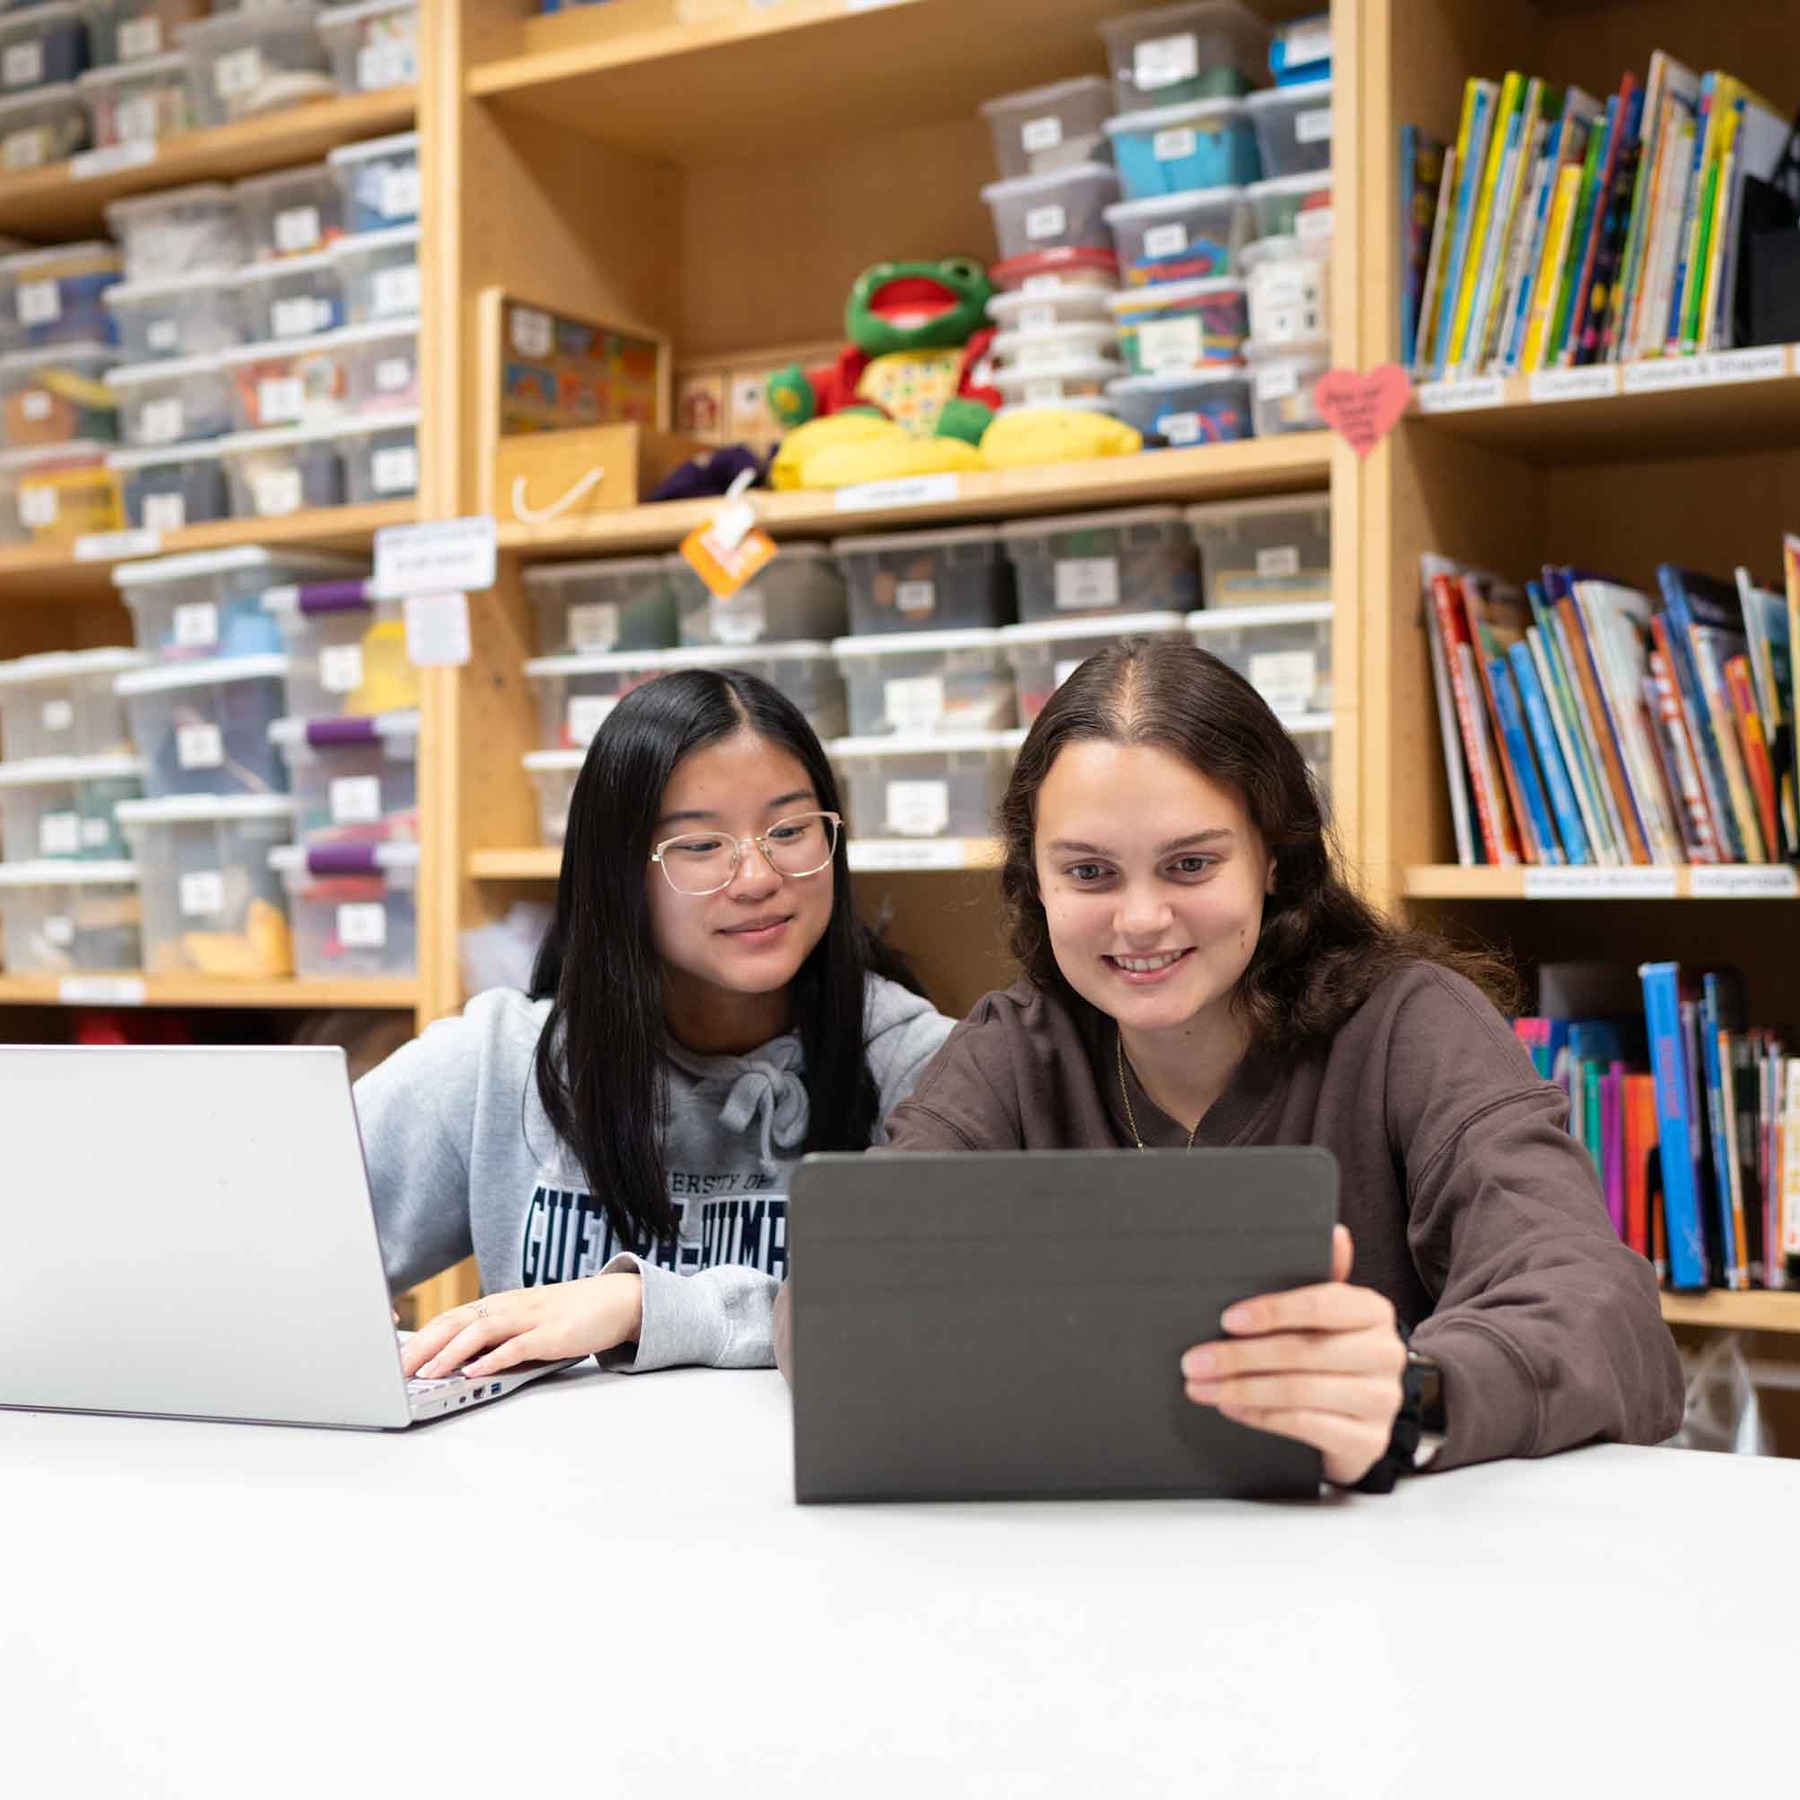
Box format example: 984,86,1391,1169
1116,1031,1201,1151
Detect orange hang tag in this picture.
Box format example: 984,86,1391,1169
680,496,777,600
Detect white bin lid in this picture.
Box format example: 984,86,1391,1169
1185,493,1329,527
1186,601,1333,630
108,439,231,472
978,75,1110,117
116,793,295,825
269,839,420,874
1105,186,1249,226
523,641,837,679
979,161,1120,204
827,728,1028,758
0,647,143,687
829,523,1002,555
522,554,670,587
115,545,365,585
104,180,233,222
524,749,587,774
0,752,143,788
1103,95,1249,136
999,611,1188,646
830,627,1007,658
1242,77,1333,112
331,223,423,261
0,340,119,377
326,127,420,167
230,247,340,285
104,350,227,386
0,858,137,888
115,652,290,697
267,709,420,747
78,53,189,94
997,503,1185,540
1105,276,1246,313
1247,169,1333,200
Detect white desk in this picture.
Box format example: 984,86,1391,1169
4,1369,1791,1799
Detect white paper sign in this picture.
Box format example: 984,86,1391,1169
372,264,421,317
174,602,219,649
1135,33,1198,91
371,445,419,495
74,527,162,561
41,699,73,733
141,495,186,532
1527,366,1617,404
118,16,162,58
1136,315,1204,371
273,295,329,338
3,40,43,86
376,517,497,598
338,903,388,950
176,723,224,769
1161,410,1203,444
1249,649,1318,717
1415,376,1505,413
17,280,59,326
1021,116,1062,154
885,779,950,837
179,869,225,917
1054,557,1120,611
1153,127,1197,163
329,776,382,825
1144,222,1189,258
258,376,305,425
141,397,185,445
43,914,74,948
274,206,321,254
1257,545,1302,578
39,813,81,857
1295,108,1333,144
253,468,304,515
319,644,365,694
894,580,936,617
567,695,617,745
1025,204,1067,241
884,675,946,731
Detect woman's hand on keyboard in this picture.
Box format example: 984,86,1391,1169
401,1273,645,1381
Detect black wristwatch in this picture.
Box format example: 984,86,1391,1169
1352,1337,1446,1494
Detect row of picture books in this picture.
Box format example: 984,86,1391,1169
1519,962,1799,1293
1423,540,1799,867
1398,49,1796,377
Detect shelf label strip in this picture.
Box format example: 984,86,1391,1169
1523,867,1680,899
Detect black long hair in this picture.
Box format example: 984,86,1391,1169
998,638,1518,1055
529,668,915,1252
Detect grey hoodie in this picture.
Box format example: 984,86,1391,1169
353,976,954,1371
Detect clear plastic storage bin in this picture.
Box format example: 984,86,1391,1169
980,163,1120,263
523,747,583,847
104,183,241,284
0,440,120,546
0,81,87,172
0,858,141,973
114,790,295,976
990,321,1120,373
1104,366,1252,446
117,545,362,663
1246,336,1329,435
992,358,1120,407
1246,169,1333,250
219,328,353,432
217,420,344,516
108,438,231,531
1098,1,1270,110
319,1,417,93
0,342,116,448
1105,187,1249,287
834,525,1014,635
268,710,417,845
177,3,335,131
234,162,342,263
832,628,1016,737
327,128,419,232
1000,505,1200,622
76,52,191,149
116,652,291,799
232,248,344,341
1187,494,1331,608
269,837,417,978
332,222,419,323
1001,611,1188,721
1185,600,1333,719
986,287,1115,333
0,647,140,762
524,555,680,658
979,76,1112,181
261,576,416,718
105,272,247,361
828,729,1023,841
78,0,209,68
338,316,418,411
988,244,1120,296
1244,78,1332,180
1241,235,1329,345
0,3,89,93
1106,277,1248,373
1104,98,1260,202
337,408,418,502
1,242,122,348
106,351,232,447
670,544,847,647
0,751,141,862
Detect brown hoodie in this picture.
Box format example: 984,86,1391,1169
777,961,1684,1472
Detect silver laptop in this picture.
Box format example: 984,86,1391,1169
0,1044,578,1430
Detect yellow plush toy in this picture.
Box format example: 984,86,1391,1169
981,408,1143,469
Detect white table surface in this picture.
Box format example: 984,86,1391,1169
4,1367,1792,1799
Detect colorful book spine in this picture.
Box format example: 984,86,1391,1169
1521,162,1584,369
1645,636,1721,861
1624,1071,1658,1259
1699,973,1745,1289
1640,961,1709,1289
1490,656,1563,861
1546,95,1615,364
1447,72,1524,372
1510,638,1589,862
1724,653,1780,855
1554,591,1649,862
1564,77,1639,364
1432,575,1520,863
1654,566,1749,861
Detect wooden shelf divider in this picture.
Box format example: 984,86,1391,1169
0,975,419,1011
1661,1292,1800,1335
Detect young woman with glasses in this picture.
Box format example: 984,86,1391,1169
354,667,953,1381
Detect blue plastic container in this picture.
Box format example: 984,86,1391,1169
1269,14,1331,86
1104,98,1259,202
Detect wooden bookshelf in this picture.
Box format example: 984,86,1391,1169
1661,1292,1800,1336
1402,865,1800,901
471,838,1007,881
0,974,418,1010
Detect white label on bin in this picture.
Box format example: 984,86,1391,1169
1295,206,1335,248
402,592,471,666
141,397,185,445
1025,204,1067,241
330,776,382,826
1053,656,1083,689
173,602,219,649
568,602,621,653
118,16,162,58
20,390,50,421
1134,33,1198,92
39,813,80,857
1018,303,1057,331
710,590,767,645
894,579,936,617
3,40,43,86
118,94,162,144
1258,268,1308,309
1021,275,1061,295
1021,115,1063,154
320,643,365,695
1136,315,1205,371
176,722,223,769
884,675,946,731
80,816,110,849
1255,363,1300,401
19,484,58,528
1281,24,1334,67
59,973,147,1004
372,445,419,495
2,130,42,172
1153,126,1197,163
179,870,225,917
360,38,416,91
1144,222,1190,258
1019,339,1073,370
142,493,186,532
41,698,73,733
338,902,388,950
1256,545,1302,579
510,307,553,358
1249,650,1318,718
272,295,326,338
567,694,616,746
42,913,74,949
145,318,180,353
17,280,59,326
885,780,950,838
373,264,422,318
378,165,422,221
1162,410,1203,445
253,468,305,516
215,48,262,99
374,356,413,397
1055,557,1120,611
274,206,321,255
1295,108,1333,145
258,376,305,426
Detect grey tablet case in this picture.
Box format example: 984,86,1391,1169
788,1148,1339,1504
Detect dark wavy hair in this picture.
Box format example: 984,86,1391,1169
998,637,1517,1056
529,668,916,1253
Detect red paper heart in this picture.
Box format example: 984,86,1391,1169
1313,364,1414,458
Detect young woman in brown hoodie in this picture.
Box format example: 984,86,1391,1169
782,637,1683,1490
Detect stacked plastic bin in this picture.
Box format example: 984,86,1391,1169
0,646,144,974
100,132,422,528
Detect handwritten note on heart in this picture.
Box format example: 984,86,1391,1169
1314,364,1414,457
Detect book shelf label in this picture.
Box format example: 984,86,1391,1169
1415,377,1504,414
833,473,960,513
1688,866,1800,899
849,838,972,871
70,140,157,182
1702,346,1790,385
58,976,146,1006
1523,867,1679,899
73,528,160,562
1526,367,1617,405
1620,358,1706,395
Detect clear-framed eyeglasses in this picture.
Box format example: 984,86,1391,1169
650,810,843,897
